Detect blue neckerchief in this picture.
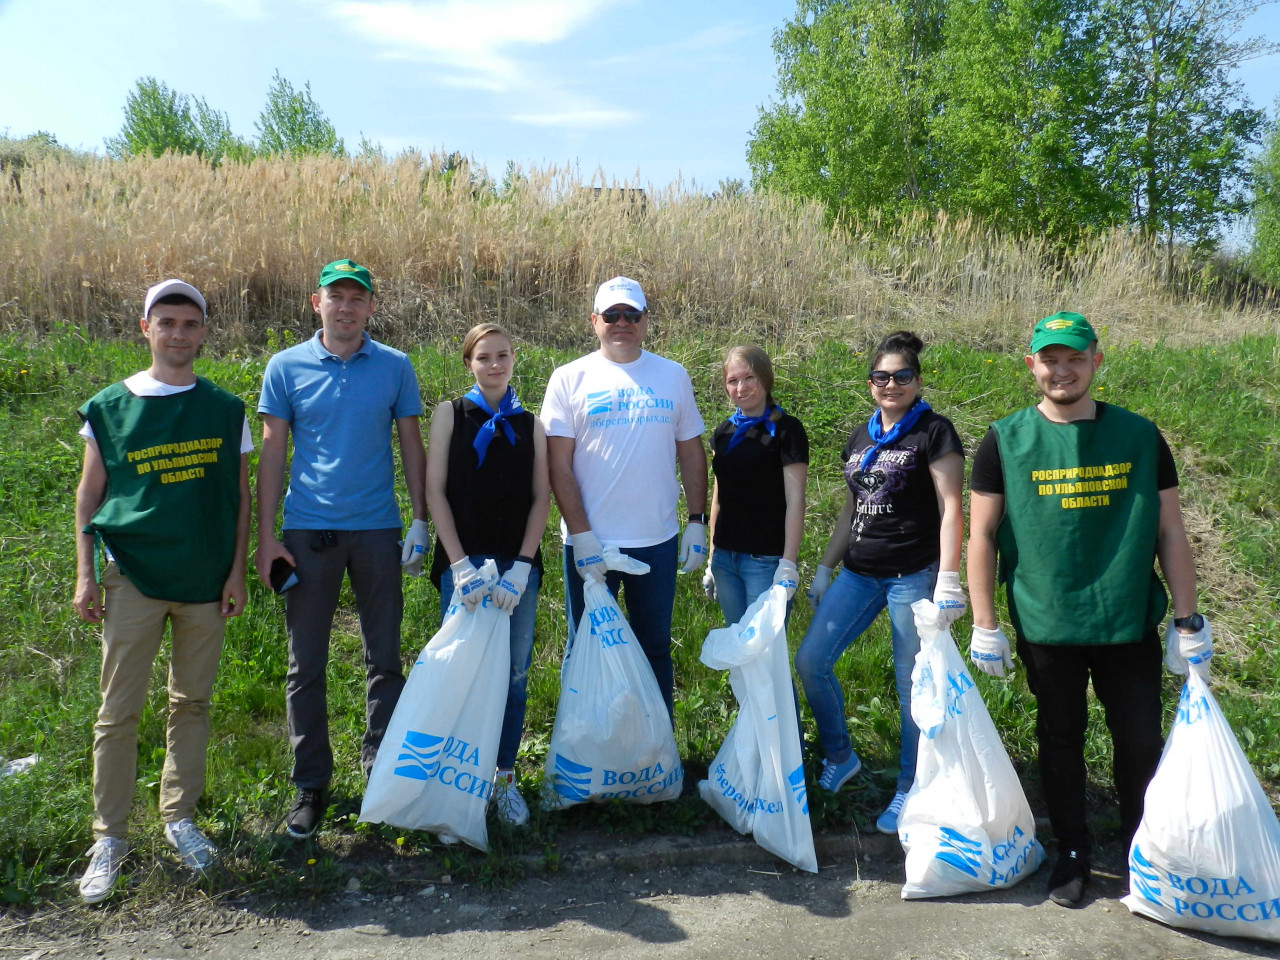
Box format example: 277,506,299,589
465,385,523,468
859,397,931,472
727,404,782,451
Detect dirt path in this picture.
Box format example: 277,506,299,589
7,831,1277,960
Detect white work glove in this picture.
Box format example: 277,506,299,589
806,564,834,611
571,530,607,583
702,567,716,601
400,519,431,575
601,546,650,575
493,560,532,613
772,559,799,601
450,557,490,611
970,625,1014,678
678,522,708,573
933,571,967,626
1164,620,1213,677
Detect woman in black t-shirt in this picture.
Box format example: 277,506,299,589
703,345,809,625
424,322,550,830
794,331,966,835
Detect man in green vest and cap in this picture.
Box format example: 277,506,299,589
967,311,1210,908
73,279,253,903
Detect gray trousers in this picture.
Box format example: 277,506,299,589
283,528,405,788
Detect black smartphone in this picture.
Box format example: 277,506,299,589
270,557,299,594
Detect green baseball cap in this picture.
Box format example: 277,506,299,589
317,259,374,292
1030,311,1097,353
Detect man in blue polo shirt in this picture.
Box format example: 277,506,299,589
256,259,428,839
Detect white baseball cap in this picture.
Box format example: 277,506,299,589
144,279,207,319
593,276,646,314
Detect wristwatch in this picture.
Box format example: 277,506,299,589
1173,613,1204,631
687,513,709,524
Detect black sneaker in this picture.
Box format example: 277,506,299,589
1048,849,1090,907
285,788,327,839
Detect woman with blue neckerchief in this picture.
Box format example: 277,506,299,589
425,322,550,829
702,345,809,626
795,330,966,835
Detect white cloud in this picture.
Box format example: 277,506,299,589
510,107,638,128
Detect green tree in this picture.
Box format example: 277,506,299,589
106,77,202,158
1092,0,1270,264
255,71,344,157
1249,105,1280,287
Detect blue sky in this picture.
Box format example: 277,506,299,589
1,0,1277,191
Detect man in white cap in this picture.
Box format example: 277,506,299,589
541,276,707,715
73,279,253,902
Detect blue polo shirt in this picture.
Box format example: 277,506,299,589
259,331,423,530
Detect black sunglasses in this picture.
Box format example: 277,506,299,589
600,307,644,324
869,368,917,387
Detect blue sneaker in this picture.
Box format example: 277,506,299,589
876,790,908,834
817,752,862,793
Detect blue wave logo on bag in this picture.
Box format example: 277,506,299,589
1129,844,1163,903
787,764,809,815
934,826,983,878
394,730,445,781
552,753,593,802
586,390,612,415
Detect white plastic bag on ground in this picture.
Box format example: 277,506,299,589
1122,670,1280,943
544,565,683,808
899,599,1045,899
698,585,816,873
359,561,508,851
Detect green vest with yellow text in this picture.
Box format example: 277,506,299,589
80,379,243,603
992,403,1166,645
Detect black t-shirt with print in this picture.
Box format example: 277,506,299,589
842,409,964,576
711,412,809,557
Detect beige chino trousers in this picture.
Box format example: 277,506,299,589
92,563,225,839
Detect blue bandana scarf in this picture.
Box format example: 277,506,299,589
859,397,931,472
727,404,782,451
465,385,523,468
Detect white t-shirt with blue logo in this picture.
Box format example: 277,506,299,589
541,350,704,548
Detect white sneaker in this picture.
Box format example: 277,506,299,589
876,790,908,835
493,769,530,827
79,837,128,904
164,818,216,875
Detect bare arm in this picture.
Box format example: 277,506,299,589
676,436,708,515
254,413,295,586
74,438,108,623
396,415,428,522
424,401,466,564
819,488,857,568
966,490,1005,629
1155,486,1199,622
929,451,965,572
781,462,807,564
707,478,721,563
520,419,552,558
547,435,591,535
222,454,251,617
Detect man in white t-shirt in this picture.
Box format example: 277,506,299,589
73,279,253,902
541,276,707,713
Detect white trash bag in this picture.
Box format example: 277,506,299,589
1122,669,1280,943
359,561,508,851
698,585,817,873
899,599,1045,899
544,553,683,808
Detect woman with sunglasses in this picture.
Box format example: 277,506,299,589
795,330,966,834
425,322,551,828
702,345,808,624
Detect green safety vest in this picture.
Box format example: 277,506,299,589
80,378,244,603
992,403,1167,645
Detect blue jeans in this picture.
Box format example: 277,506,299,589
794,563,937,792
710,549,794,626
563,536,678,717
439,556,541,771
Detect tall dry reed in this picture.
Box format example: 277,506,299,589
0,152,1274,353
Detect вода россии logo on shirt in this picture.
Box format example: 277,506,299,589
586,386,676,428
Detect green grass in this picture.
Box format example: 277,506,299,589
1,329,1277,908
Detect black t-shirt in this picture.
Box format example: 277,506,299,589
970,402,1178,494
711,412,809,556
842,409,964,576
